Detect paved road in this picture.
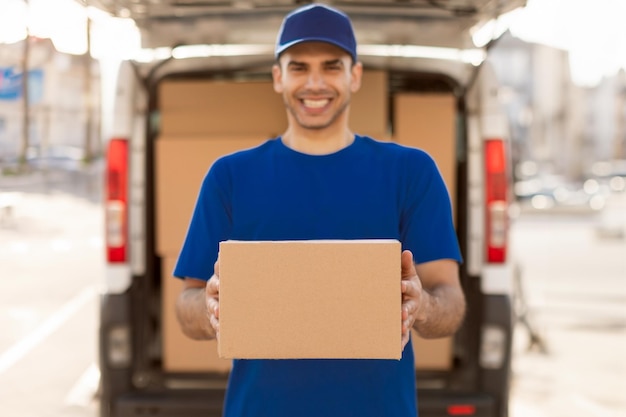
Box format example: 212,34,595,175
0,191,102,417
0,176,624,416
509,212,626,417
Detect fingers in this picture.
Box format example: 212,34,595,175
207,309,219,336
401,278,421,299
207,292,219,318
207,299,220,334
206,274,220,335
401,330,410,350
401,250,416,279
213,258,220,278
400,251,420,350
401,299,417,331
401,306,413,350
206,274,220,297
401,250,421,298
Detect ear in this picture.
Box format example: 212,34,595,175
272,64,283,94
350,62,363,93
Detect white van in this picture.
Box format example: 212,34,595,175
98,1,525,416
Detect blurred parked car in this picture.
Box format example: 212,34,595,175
590,160,626,193
1,145,86,173
514,174,607,212
25,145,85,172
590,160,626,238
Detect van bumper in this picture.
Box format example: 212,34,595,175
112,389,496,417
419,390,496,416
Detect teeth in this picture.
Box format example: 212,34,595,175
303,99,328,108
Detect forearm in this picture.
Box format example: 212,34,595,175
175,287,216,341
413,284,466,339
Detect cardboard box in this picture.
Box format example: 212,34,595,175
218,240,402,359
350,70,389,137
161,256,232,373
393,93,457,215
155,136,268,256
412,332,453,370
159,80,287,137
159,71,386,138
161,254,449,371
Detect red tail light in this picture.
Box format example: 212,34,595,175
447,404,476,415
106,138,128,263
485,139,508,263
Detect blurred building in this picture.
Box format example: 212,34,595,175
0,38,100,164
589,69,626,162
489,31,625,182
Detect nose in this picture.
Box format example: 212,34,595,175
305,69,326,89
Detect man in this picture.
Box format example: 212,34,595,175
174,3,466,416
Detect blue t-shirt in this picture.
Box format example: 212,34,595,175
174,135,462,417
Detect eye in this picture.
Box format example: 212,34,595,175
324,60,345,72
288,64,307,73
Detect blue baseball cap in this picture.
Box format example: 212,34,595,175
275,3,358,62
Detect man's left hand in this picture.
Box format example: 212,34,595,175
400,249,424,350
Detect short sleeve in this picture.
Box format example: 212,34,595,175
173,158,233,280
399,150,462,264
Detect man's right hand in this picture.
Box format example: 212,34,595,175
176,259,221,341
206,260,220,338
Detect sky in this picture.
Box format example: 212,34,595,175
508,0,626,86
0,0,140,60
0,0,625,87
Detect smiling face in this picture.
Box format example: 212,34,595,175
272,42,362,133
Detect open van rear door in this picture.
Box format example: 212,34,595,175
88,0,527,50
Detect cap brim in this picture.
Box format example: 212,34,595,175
275,38,356,61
